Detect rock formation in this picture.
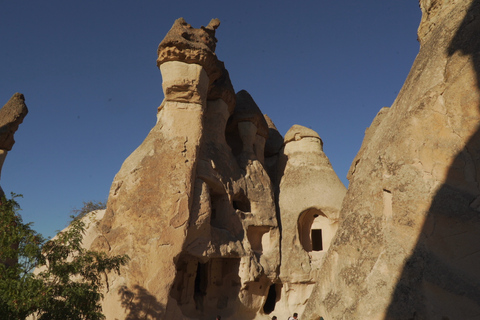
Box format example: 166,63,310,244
302,0,480,319
88,18,346,320
0,93,28,197
54,1,480,318
276,125,346,317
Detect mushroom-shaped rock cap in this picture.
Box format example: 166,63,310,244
0,93,28,150
230,90,269,138
157,18,235,112
284,125,323,149
157,18,222,81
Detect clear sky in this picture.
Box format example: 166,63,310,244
0,0,421,239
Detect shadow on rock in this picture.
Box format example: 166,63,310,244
386,1,480,318
119,285,165,320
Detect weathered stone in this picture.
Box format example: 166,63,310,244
156,18,235,112
51,3,480,319
264,114,283,158
93,58,209,319
91,19,290,320
0,93,28,151
225,90,270,168
157,18,220,76
275,125,346,317
230,90,269,139
0,93,28,196
302,1,480,319
263,114,284,186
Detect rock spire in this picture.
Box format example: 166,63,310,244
0,93,28,196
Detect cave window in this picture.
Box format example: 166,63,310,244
247,226,270,255
311,229,323,251
298,208,326,252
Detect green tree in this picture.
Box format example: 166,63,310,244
71,200,107,222
0,194,128,320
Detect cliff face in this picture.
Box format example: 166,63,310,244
91,18,345,320
303,1,480,319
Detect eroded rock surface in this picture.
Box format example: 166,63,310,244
87,18,346,320
302,1,480,319
0,93,28,196
276,125,346,317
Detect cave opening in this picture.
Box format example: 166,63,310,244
263,284,277,314
194,261,208,311
232,191,251,212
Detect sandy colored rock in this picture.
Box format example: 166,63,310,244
302,1,480,319
157,18,220,76
88,18,349,320
225,90,270,167
157,18,235,112
90,19,294,320
272,125,346,317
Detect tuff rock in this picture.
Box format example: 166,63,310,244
302,0,480,319
0,93,28,197
87,18,345,320
68,1,480,318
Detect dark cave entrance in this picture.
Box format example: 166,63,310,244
194,261,208,311
263,284,277,314
311,228,323,251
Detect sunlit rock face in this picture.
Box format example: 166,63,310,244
302,1,480,319
275,125,346,317
88,18,346,320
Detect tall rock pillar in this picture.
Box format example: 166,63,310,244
276,125,346,317
93,18,223,320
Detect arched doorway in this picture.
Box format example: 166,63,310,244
298,208,337,259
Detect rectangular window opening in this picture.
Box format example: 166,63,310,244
311,229,323,251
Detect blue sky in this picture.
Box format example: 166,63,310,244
0,0,421,238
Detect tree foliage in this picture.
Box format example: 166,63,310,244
0,194,128,320
71,200,107,222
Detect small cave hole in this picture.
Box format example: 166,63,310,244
232,192,251,212
263,284,277,314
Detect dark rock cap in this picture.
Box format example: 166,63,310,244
0,93,28,150
157,18,235,112
157,18,221,80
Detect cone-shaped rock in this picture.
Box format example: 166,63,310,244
275,124,346,317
